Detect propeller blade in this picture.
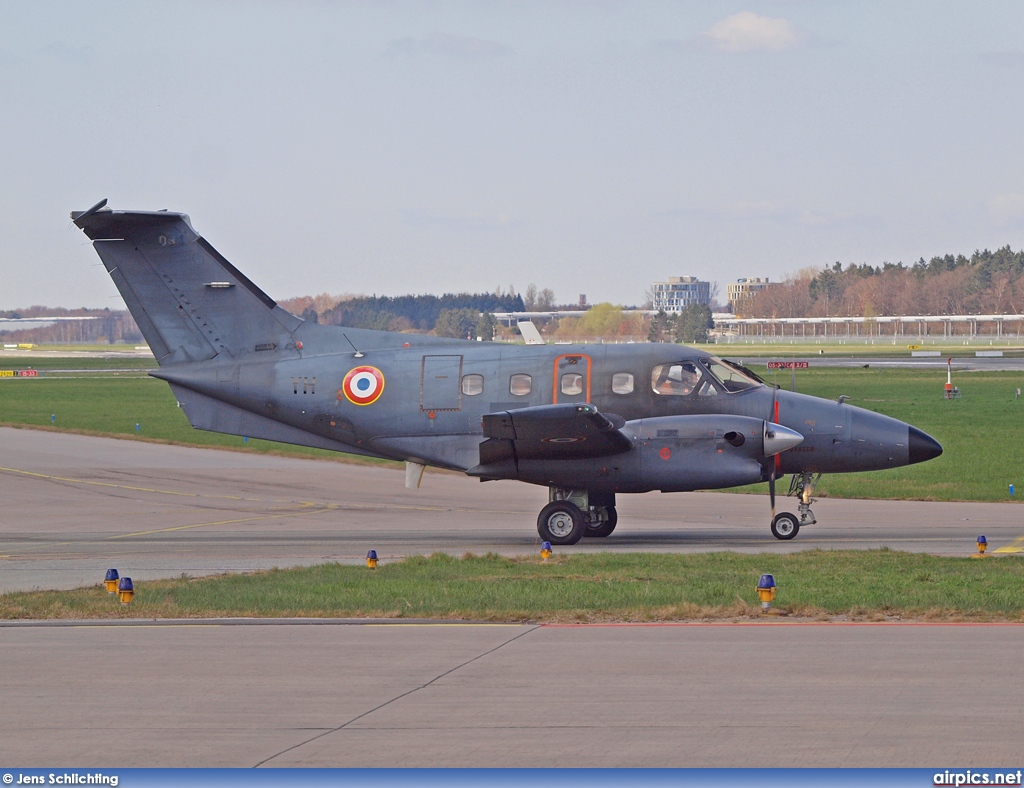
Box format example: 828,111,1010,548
769,471,776,518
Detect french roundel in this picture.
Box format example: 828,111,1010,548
342,366,385,406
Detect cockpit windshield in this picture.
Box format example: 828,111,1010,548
699,356,761,392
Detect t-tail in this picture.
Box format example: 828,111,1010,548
71,199,302,366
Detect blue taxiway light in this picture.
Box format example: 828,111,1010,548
117,576,134,604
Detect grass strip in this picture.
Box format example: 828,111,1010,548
3,551,1023,623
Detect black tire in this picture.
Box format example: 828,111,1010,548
771,512,800,540
538,501,587,545
584,506,618,538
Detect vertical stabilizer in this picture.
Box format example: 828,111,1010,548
72,203,300,365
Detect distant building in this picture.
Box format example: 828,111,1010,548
651,276,710,313
727,277,772,316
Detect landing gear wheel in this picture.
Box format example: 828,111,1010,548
771,512,800,540
538,501,587,545
584,506,618,538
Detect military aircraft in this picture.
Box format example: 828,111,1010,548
72,200,943,544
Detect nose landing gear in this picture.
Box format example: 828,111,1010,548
769,472,820,540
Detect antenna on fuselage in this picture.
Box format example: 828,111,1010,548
343,333,364,358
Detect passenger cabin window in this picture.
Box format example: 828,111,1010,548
561,373,584,396
611,372,634,395
462,374,484,396
651,362,702,396
509,374,532,396
699,358,760,393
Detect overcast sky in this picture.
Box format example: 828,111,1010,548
2,1,1024,310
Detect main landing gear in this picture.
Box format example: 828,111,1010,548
770,471,820,540
537,489,617,545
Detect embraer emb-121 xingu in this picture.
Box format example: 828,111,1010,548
72,200,943,544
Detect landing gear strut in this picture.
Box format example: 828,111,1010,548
790,471,820,526
538,489,617,544
769,472,820,540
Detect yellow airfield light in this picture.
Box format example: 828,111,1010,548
117,577,134,605
756,574,777,612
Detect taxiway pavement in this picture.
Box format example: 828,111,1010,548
4,428,1024,768
2,427,1022,592
2,618,1022,767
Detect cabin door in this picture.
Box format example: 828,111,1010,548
421,354,463,412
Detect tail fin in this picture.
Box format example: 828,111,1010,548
72,200,301,365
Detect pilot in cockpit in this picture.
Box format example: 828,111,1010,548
652,362,701,396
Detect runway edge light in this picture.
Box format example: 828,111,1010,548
977,535,987,556
366,549,378,569
104,568,119,594
117,577,134,605
540,541,552,561
756,573,776,612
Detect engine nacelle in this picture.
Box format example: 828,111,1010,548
627,414,770,492
489,413,795,494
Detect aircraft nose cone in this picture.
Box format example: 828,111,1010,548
764,422,804,456
908,427,943,464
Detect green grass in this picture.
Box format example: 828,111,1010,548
3,552,1022,622
3,365,1023,499
0,356,153,372
755,367,1024,501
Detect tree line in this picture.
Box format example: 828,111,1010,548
315,292,524,333
0,307,142,345
748,246,1024,318
647,305,715,343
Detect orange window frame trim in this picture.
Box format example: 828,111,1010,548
552,353,592,404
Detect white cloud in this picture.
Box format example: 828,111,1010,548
386,32,512,59
703,12,804,53
728,200,778,218
988,193,1024,226
796,209,856,227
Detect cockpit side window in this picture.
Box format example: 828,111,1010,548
699,358,760,393
651,362,702,396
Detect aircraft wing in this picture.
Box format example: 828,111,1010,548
478,403,632,464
